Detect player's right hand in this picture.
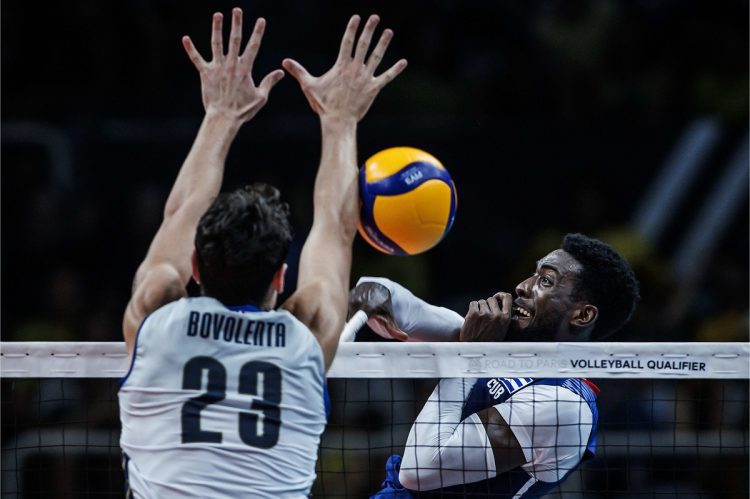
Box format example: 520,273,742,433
460,292,512,342
182,8,284,122
348,281,409,341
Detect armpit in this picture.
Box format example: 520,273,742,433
477,407,528,475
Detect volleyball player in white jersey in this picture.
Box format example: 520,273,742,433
352,234,639,497
118,8,406,498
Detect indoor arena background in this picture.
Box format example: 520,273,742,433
2,0,748,497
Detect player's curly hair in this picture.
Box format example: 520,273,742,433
561,233,640,339
195,183,293,306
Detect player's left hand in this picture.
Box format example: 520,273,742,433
182,8,285,123
460,292,512,342
282,14,407,122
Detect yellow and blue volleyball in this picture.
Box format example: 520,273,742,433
358,147,457,256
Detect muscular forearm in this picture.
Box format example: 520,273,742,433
141,112,242,286
357,277,464,341
399,378,495,490
312,116,359,238
290,116,359,363
296,116,358,291
163,112,241,219
282,14,405,368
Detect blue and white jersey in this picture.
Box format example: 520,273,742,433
373,377,599,499
449,377,598,497
119,296,327,498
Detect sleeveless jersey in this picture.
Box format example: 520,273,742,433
373,377,599,499
119,297,327,498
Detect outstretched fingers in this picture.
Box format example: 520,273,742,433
240,17,267,72
281,58,312,85
375,58,408,88
366,28,393,73
337,15,361,62
258,69,285,97
182,36,206,71
226,8,243,60
210,12,224,61
353,15,380,64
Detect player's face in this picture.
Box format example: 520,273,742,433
505,249,583,342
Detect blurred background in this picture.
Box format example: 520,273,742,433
2,0,748,344
2,0,748,497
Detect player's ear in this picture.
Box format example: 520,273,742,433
191,251,201,285
570,303,598,331
271,263,288,295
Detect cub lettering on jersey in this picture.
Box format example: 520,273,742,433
461,377,534,419
485,377,534,401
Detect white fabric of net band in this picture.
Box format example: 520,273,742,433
1,341,748,379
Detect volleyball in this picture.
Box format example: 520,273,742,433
358,147,457,256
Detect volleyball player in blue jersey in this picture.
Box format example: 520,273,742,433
119,9,406,497
352,233,639,498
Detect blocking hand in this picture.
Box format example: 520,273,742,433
182,8,284,122
460,292,513,342
348,281,409,341
282,15,407,122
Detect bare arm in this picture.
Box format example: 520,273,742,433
123,8,284,353
281,15,407,370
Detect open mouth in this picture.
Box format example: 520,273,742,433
512,305,532,320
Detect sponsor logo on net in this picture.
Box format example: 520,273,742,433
465,357,706,373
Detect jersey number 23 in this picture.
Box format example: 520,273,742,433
180,356,281,449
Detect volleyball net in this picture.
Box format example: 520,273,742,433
2,341,748,498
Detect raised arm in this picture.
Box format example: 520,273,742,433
122,8,284,353
281,15,407,370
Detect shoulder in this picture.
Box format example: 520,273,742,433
273,307,312,330
123,263,187,351
281,281,342,337
273,308,326,364
143,296,206,321
281,281,328,315
130,297,193,345
135,263,186,307
280,281,343,371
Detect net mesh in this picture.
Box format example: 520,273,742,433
1,342,748,498
313,378,749,498
1,378,123,498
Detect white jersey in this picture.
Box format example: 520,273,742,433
119,296,327,498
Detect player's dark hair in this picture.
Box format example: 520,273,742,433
561,233,640,339
195,183,293,306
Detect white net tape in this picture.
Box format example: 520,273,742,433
1,341,748,379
